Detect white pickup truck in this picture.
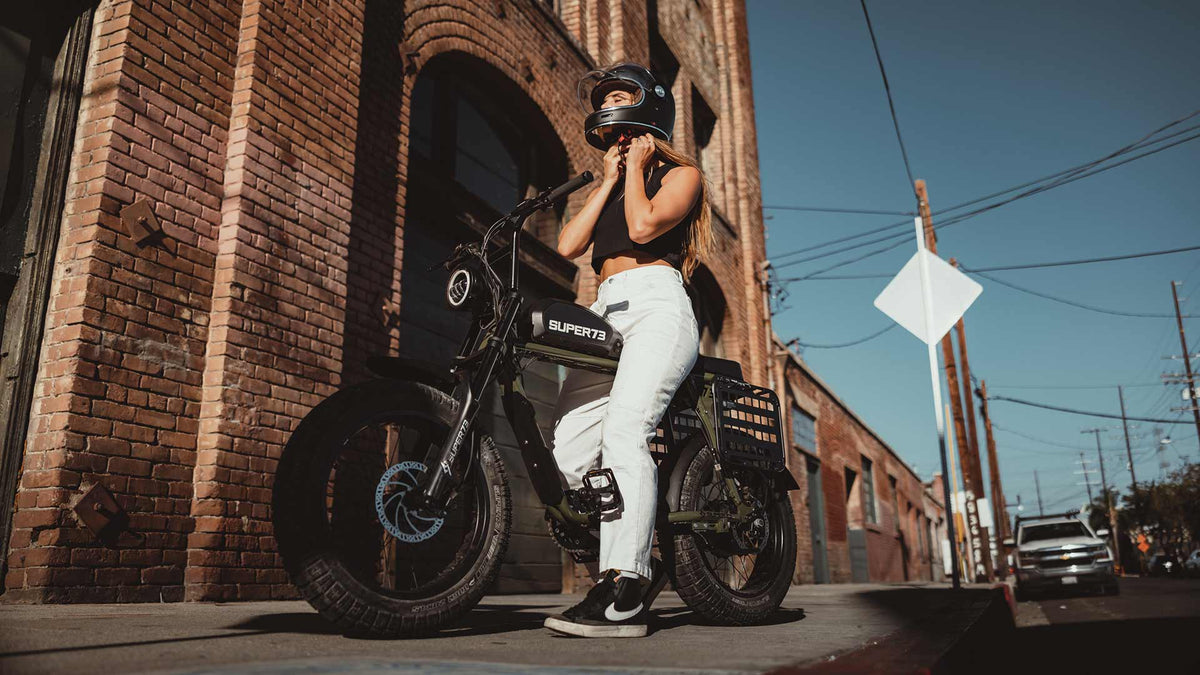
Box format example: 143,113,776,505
1006,513,1118,600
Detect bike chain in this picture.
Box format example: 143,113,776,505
545,514,599,564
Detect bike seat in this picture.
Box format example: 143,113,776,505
690,355,743,381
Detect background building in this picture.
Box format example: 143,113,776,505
0,0,941,603
770,338,946,584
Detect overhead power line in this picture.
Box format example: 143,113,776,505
779,243,1200,282
763,205,915,216
776,127,1200,276
859,0,917,198
933,110,1200,219
767,111,1200,267
989,382,1163,391
993,424,1092,450
963,267,1199,319
989,395,1196,424
790,323,898,350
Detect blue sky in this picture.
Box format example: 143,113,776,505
747,0,1200,516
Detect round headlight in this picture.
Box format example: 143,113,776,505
446,267,474,309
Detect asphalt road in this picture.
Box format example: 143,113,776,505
1013,576,1200,672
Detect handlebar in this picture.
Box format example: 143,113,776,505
512,171,595,219
541,171,594,208
429,171,595,271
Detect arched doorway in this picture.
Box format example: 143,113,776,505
398,52,576,593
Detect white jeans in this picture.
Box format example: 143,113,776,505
549,265,700,580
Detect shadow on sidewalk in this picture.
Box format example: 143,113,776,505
0,604,564,658
229,603,561,641
641,606,806,636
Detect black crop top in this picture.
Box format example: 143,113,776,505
589,161,693,275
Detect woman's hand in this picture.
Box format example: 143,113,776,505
602,144,623,185
623,134,656,175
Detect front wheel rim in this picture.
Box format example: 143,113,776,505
323,411,491,600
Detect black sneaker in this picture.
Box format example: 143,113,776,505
544,569,648,638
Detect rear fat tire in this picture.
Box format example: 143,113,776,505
670,445,797,625
272,379,512,637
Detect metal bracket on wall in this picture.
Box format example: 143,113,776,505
71,482,144,547
402,49,420,76
119,198,164,247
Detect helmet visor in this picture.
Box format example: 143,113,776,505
576,67,645,115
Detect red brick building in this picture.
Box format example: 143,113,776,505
0,0,941,603
770,338,947,585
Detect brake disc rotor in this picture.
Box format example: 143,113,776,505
375,461,445,543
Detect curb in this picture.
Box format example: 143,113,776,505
766,586,1016,675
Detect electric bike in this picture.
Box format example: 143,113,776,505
271,172,800,637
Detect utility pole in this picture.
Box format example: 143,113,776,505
1077,452,1094,502
945,402,969,584
952,295,997,576
1170,281,1200,452
1084,428,1122,572
917,180,993,583
1117,386,1137,488
1034,470,1044,516
1155,428,1169,479
977,379,1010,550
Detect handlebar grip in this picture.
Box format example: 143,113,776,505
541,171,594,208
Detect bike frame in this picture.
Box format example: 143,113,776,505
409,207,749,535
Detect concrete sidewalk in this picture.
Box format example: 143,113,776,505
0,583,1010,674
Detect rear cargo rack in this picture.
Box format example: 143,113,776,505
710,377,785,472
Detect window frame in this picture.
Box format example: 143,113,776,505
861,456,878,525
790,403,817,457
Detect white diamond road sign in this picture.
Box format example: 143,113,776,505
873,249,982,345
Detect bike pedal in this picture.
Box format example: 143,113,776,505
568,549,598,564
582,468,623,514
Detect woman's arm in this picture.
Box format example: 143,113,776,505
556,181,615,259
557,145,623,259
622,135,702,244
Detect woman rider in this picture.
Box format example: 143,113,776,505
543,63,715,638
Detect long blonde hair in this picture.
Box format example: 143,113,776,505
649,137,714,283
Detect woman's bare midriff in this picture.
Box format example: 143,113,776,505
598,251,675,284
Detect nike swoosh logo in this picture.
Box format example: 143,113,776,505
604,601,643,622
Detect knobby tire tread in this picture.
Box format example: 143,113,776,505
671,445,796,626
272,379,511,638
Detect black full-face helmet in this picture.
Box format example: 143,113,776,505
578,63,675,150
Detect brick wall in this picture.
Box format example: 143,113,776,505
772,338,946,584
2,0,777,602
6,0,245,603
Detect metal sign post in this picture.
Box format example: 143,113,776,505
915,218,960,590
873,217,984,590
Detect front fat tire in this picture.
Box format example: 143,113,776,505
671,446,797,625
272,379,511,638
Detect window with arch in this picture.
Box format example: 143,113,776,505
408,56,568,246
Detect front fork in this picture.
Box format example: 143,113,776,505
408,292,521,513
